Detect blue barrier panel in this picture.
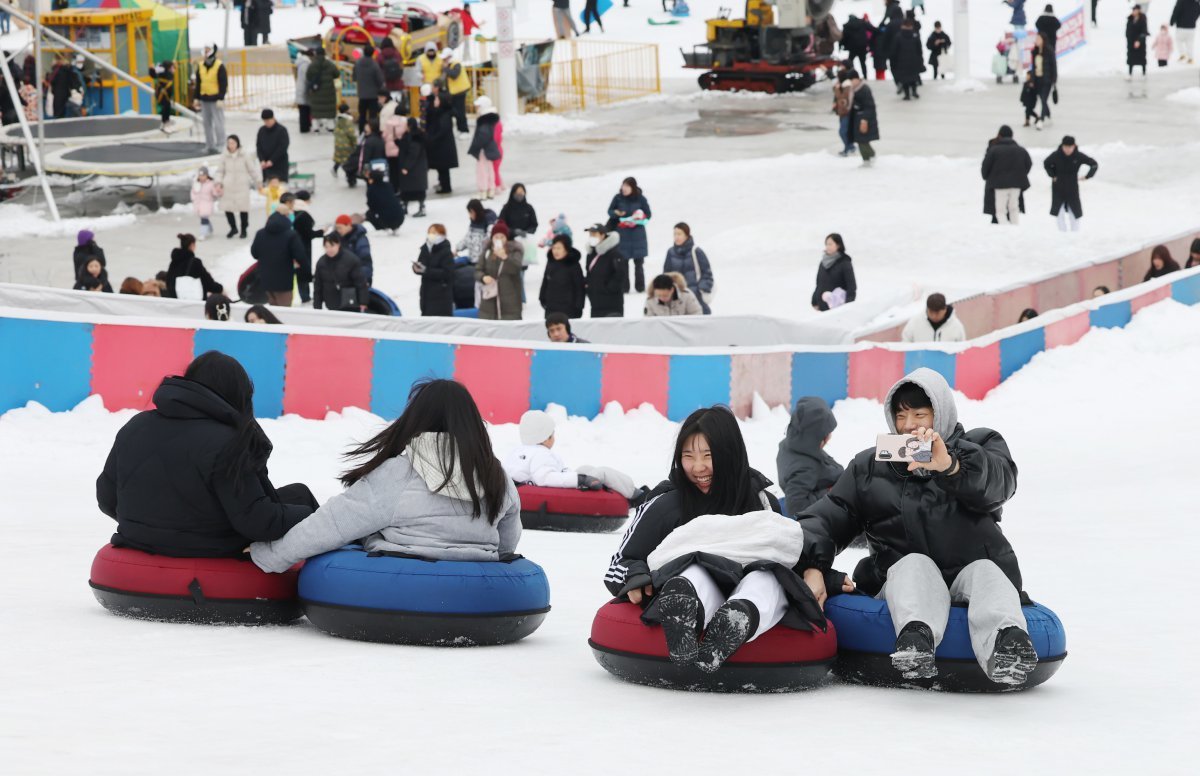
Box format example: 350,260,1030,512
999,328,1046,381
371,340,456,419
791,352,848,407
529,349,603,418
668,355,732,421
1172,274,1200,306
194,329,288,417
904,350,957,388
1089,300,1131,329
0,319,94,413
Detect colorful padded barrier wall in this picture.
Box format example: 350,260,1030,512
2,268,1198,422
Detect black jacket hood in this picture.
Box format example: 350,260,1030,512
782,397,837,454
263,211,292,235
153,377,241,427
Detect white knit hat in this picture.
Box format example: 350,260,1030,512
519,410,556,446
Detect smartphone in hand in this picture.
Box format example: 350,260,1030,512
875,434,933,463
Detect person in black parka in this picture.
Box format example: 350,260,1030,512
925,22,952,79
873,0,906,78
73,229,106,278
811,232,857,311
799,368,1038,686
841,15,872,77
539,234,585,319
607,176,652,293
165,233,224,299
981,125,1032,225
848,71,880,166
290,191,319,304
255,108,290,183
415,223,456,316
97,352,317,558
425,88,459,194
776,396,845,515
396,118,430,217
365,168,405,234
889,21,926,98
1127,5,1151,75
312,233,368,311
250,210,306,306
498,183,539,237
1044,135,1098,231
1036,4,1062,52
584,223,625,318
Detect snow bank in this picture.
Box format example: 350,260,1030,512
0,204,135,239
501,113,598,136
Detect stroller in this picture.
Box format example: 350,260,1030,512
992,37,1023,84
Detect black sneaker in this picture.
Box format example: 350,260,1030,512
655,576,703,666
891,621,937,679
987,626,1038,686
696,599,759,674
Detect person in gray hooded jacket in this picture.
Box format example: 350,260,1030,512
251,379,521,572
776,396,845,515
798,368,1038,687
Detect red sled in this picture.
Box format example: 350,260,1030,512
517,485,630,533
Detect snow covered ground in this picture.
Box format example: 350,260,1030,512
2,298,1198,773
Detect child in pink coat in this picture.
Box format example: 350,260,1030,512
191,166,217,240
1154,25,1174,67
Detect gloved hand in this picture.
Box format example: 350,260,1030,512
577,474,602,491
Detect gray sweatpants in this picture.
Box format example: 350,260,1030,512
577,465,637,500
880,553,1027,673
201,101,226,153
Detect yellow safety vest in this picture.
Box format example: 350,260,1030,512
419,54,443,85
445,59,470,95
198,58,223,97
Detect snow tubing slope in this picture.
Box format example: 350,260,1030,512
298,546,551,646
89,544,303,625
588,601,836,693
824,593,1067,692
518,485,630,533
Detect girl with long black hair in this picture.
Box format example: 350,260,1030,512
251,379,521,572
603,407,833,673
97,352,317,557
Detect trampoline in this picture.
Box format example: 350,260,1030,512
0,115,196,148
44,140,220,177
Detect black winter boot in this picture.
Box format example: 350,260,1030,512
987,626,1038,686
627,485,652,510
696,599,759,674
654,576,704,666
891,621,937,679
239,212,249,239
225,211,238,239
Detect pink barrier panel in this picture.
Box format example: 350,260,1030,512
455,344,531,424
952,295,995,340
730,353,791,419
1130,285,1172,314
848,349,904,401
283,334,374,419
859,323,905,344
956,343,1001,400
1077,260,1121,297
91,325,194,411
1118,248,1153,289
1044,311,1090,349
1033,272,1082,313
601,353,669,415
993,285,1037,329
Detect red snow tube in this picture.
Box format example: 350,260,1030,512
518,485,630,533
89,544,303,625
588,600,837,692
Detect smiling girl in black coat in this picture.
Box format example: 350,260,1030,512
97,352,317,557
811,233,857,311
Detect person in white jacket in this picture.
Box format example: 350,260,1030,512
901,292,967,343
504,410,643,501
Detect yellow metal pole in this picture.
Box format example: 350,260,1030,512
240,48,247,102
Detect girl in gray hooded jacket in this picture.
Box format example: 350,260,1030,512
251,380,521,572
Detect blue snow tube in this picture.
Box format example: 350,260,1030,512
824,593,1067,692
366,288,401,316
453,306,480,318
298,546,550,646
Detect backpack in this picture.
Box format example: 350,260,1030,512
382,55,403,83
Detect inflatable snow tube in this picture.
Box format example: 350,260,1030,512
588,601,837,693
824,593,1067,692
89,544,302,625
365,287,401,316
237,263,268,305
452,307,479,318
518,485,630,533
298,547,551,646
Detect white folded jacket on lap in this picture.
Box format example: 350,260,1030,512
647,510,805,572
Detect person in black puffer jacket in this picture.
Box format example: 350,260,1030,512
415,223,455,316
980,125,1032,226
776,396,844,514
497,182,538,237
583,223,625,318
798,368,1038,687
811,233,857,311
889,20,926,98
313,232,368,311
73,229,106,278
250,210,306,307
165,233,224,299
97,352,317,557
365,168,405,234
539,234,585,319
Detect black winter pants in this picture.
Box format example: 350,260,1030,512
451,91,468,134
435,167,452,192
298,104,311,133
358,99,380,134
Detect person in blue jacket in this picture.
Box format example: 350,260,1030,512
662,222,714,315
607,176,652,294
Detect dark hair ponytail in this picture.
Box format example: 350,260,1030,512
184,352,272,489
668,406,758,520
340,379,509,523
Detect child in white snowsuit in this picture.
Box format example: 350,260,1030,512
504,411,640,499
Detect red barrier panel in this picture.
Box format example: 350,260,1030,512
1077,260,1121,297
858,323,905,344
956,343,1001,400
601,353,669,415
729,353,791,419
848,349,904,401
1033,272,1082,313
1130,285,1172,314
1044,311,1090,349
91,325,194,411
455,344,532,424
993,285,1037,329
952,295,995,340
282,334,374,419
